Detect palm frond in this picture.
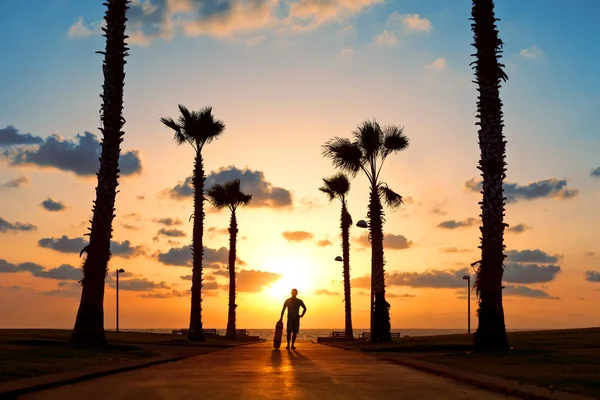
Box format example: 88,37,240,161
320,173,351,201
197,107,225,145
318,186,336,202
382,125,410,158
205,183,229,210
159,117,187,145
353,119,383,159
322,137,362,176
378,183,403,209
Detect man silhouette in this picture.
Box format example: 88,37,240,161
279,288,307,350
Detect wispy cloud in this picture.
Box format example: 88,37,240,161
373,30,399,46
520,45,544,59
426,57,447,71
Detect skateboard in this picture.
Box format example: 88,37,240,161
273,320,284,349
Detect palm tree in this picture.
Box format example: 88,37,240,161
319,173,354,340
323,120,409,343
70,0,130,348
470,0,510,351
206,179,252,339
160,106,225,341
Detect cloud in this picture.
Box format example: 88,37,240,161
387,292,415,298
0,126,43,147
426,57,446,71
314,289,339,296
166,166,293,208
140,289,189,299
156,245,243,268
117,0,383,46
387,13,432,32
386,268,470,289
520,45,544,59
282,231,314,243
503,263,561,284
0,259,81,281
316,239,332,247
430,207,446,215
2,175,29,189
207,227,229,238
154,217,183,226
464,178,578,203
373,30,398,46
355,232,413,249
505,249,560,264
157,228,186,237
440,247,471,253
437,218,477,229
108,278,170,291
591,167,600,177
121,223,141,230
6,131,142,177
236,269,281,292
40,198,67,212
584,252,596,257
67,17,98,37
38,235,146,258
503,284,558,300
42,282,82,298
506,224,531,234
0,217,37,233
584,271,600,283
339,47,354,58
206,166,292,208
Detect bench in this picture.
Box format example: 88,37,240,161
358,332,401,339
170,329,219,336
202,329,219,337
235,329,249,336
390,332,401,338
329,331,346,338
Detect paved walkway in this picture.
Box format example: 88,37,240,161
21,342,513,399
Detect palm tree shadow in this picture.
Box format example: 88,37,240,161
271,349,282,369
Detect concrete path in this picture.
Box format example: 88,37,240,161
21,342,514,400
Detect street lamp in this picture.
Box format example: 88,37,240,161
355,219,374,340
462,274,471,334
116,268,125,333
335,256,343,262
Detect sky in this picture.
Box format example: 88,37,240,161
1,0,599,331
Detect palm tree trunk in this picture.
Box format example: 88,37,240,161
471,0,509,351
70,0,129,348
368,185,391,343
226,210,238,339
189,152,205,341
340,202,353,340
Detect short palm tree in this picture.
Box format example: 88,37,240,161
470,0,510,351
323,120,409,343
160,106,225,341
206,179,252,339
70,0,130,348
319,173,354,340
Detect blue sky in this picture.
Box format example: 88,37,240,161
1,0,599,330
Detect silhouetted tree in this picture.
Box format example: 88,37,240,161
320,173,354,340
206,179,252,339
470,0,510,351
323,120,409,343
160,106,225,341
70,0,130,348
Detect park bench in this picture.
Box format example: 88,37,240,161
329,331,346,338
202,329,219,336
358,332,401,339
235,329,249,336
390,332,401,338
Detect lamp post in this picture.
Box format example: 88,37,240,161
462,274,471,334
356,219,373,340
116,268,125,333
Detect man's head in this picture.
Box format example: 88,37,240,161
291,288,298,297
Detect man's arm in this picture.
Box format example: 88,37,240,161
300,301,307,318
279,300,287,321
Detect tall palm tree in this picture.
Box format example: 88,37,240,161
323,120,409,343
470,0,510,351
319,173,354,340
70,0,130,348
206,179,252,339
160,106,225,341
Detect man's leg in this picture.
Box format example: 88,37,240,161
286,329,291,349
291,332,297,349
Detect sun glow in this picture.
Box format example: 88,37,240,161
262,255,318,300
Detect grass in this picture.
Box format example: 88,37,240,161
0,329,262,383
331,328,600,399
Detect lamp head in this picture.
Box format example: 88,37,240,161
356,220,368,229
335,256,343,262
117,268,125,273
462,275,469,280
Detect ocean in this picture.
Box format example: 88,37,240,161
115,328,473,342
